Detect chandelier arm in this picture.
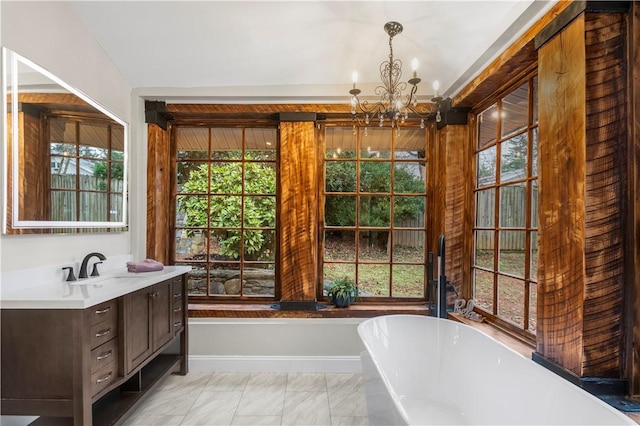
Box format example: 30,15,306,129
352,97,388,115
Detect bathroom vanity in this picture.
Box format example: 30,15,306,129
0,266,191,426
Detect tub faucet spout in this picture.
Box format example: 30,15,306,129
79,252,106,279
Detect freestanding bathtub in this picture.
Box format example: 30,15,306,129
357,315,635,425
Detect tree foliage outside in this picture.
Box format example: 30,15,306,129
178,159,276,261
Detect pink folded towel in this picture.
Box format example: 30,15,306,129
126,259,164,273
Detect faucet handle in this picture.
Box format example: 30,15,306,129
62,267,77,282
91,262,103,277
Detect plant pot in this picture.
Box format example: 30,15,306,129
334,294,351,308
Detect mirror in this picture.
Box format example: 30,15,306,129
2,48,128,233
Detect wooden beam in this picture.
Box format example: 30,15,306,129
536,15,587,376
278,121,319,306
146,124,172,264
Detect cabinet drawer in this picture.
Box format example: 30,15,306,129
90,314,117,349
89,300,117,327
90,339,118,374
90,360,117,397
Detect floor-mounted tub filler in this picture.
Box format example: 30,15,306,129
358,315,636,425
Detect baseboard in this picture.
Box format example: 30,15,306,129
188,355,362,373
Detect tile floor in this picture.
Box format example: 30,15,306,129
122,372,369,426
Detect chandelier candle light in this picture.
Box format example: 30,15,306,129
349,21,442,130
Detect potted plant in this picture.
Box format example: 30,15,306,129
327,277,358,308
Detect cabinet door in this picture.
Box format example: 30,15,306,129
151,281,173,351
124,288,152,373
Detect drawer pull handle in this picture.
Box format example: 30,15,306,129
95,328,112,338
95,306,112,315
173,293,182,299
149,291,160,299
174,306,182,312
96,372,112,384
174,321,182,327
96,350,113,361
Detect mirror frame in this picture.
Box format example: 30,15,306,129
2,47,128,232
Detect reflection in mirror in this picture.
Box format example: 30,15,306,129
3,48,128,233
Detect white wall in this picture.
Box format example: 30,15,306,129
0,1,134,274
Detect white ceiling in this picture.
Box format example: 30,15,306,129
69,1,556,103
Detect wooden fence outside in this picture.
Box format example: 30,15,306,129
50,175,124,222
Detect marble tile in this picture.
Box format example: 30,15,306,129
180,390,243,425
235,388,286,416
158,372,213,391
331,415,370,425
282,391,331,425
286,373,327,392
245,372,288,391
230,415,282,425
134,384,203,416
121,414,184,425
326,374,367,417
206,371,251,391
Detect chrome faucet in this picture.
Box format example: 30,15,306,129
79,252,107,279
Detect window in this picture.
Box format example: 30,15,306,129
173,126,278,300
323,126,428,300
473,76,538,335
49,117,124,223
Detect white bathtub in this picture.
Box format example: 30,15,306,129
357,315,635,425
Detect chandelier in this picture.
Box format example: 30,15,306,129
349,21,443,129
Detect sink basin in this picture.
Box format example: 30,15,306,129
67,273,148,285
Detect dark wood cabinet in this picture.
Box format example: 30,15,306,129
1,273,188,426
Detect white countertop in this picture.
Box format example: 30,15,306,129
0,265,192,309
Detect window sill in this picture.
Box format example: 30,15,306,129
448,312,535,358
188,302,429,319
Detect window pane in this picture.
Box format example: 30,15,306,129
80,160,105,189
186,263,208,296
358,231,389,262
210,263,240,295
477,104,497,149
532,76,538,124
51,162,74,188
80,192,107,221
210,162,242,194
245,163,276,194
326,127,356,158
499,184,526,228
325,230,356,261
532,128,539,176
500,134,527,182
211,128,242,159
358,264,390,297
393,231,425,263
243,264,275,296
245,128,276,160
177,162,208,192
244,230,275,261
475,188,495,227
361,127,391,158
176,195,208,227
393,196,424,227
392,265,424,297
110,193,123,221
497,275,525,327
177,127,209,160
360,196,390,227
475,231,494,269
529,282,538,333
325,195,356,226
394,128,425,159
244,196,275,228
474,269,494,312
175,229,207,261
531,179,539,228
394,162,425,193
325,161,356,192
499,231,526,277
501,82,528,137
210,196,241,227
51,191,75,221
360,161,391,193
477,146,496,187
530,231,539,282
323,264,355,296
